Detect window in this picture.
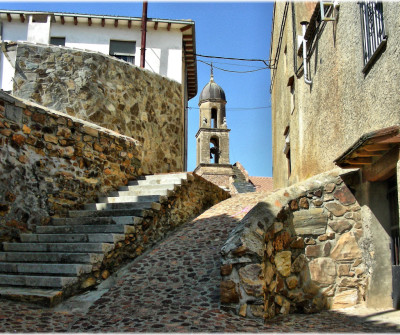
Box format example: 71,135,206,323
50,37,65,46
211,108,218,128
283,126,291,178
109,40,136,64
360,1,387,71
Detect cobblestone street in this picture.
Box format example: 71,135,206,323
1,193,399,333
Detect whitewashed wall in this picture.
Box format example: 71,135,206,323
0,18,183,91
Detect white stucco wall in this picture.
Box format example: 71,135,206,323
0,19,183,91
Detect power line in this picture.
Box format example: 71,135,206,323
196,53,272,64
188,106,270,110
199,59,269,74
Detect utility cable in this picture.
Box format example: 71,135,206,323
198,59,269,74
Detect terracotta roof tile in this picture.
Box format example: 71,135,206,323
248,176,274,193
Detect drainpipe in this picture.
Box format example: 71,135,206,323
300,21,312,85
140,1,148,68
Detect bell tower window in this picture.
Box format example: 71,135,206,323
211,108,218,128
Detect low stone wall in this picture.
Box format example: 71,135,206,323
74,173,231,293
220,169,369,319
13,42,184,174
0,92,142,243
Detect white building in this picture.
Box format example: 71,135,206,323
0,9,197,99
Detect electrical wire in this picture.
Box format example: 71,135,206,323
188,106,270,110
198,59,269,74
196,53,271,63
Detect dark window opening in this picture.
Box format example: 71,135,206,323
286,149,291,178
360,1,387,71
388,175,399,266
211,108,218,129
110,40,136,64
31,14,49,23
50,37,65,46
210,137,220,164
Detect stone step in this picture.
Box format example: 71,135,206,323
36,224,135,234
110,188,170,197
98,195,160,204
117,183,176,192
68,208,144,218
20,233,125,244
2,242,114,253
0,287,64,307
137,172,187,181
128,177,185,186
0,274,78,288
0,252,103,264
0,263,93,276
51,216,137,226
84,201,153,211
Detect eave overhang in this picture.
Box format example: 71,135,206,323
334,126,400,169
0,9,198,99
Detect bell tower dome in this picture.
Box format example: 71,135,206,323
194,67,233,190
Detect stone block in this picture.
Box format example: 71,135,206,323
306,245,321,257
239,264,264,297
275,251,291,277
331,289,358,309
273,231,292,251
333,186,356,206
330,232,362,261
299,197,309,209
325,202,347,217
293,208,328,235
309,257,336,285
286,275,298,289
220,264,233,276
220,280,239,304
291,254,307,273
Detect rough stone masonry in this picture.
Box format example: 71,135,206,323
13,42,185,175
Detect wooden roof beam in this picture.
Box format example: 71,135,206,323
101,18,105,27
74,16,78,25
60,16,65,25
88,17,92,26
180,25,192,32
20,14,25,23
344,157,373,165
364,143,392,152
7,13,11,22
128,20,132,28
154,21,158,30
167,22,171,31
114,19,118,27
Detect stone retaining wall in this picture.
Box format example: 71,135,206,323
75,173,231,293
220,169,369,319
0,92,142,243
13,42,184,175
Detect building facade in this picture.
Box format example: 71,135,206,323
270,1,399,309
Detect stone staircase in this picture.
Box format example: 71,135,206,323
232,166,256,193
0,172,189,306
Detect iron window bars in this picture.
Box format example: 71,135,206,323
359,1,387,71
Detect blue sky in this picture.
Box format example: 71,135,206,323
0,1,274,177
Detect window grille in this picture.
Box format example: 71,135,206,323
359,1,386,68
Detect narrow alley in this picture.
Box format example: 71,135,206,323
0,193,399,332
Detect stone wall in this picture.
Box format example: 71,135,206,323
220,169,370,320
0,92,142,243
65,173,231,295
13,42,184,175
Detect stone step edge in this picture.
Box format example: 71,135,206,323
0,287,64,307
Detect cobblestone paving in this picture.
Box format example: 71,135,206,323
1,192,400,332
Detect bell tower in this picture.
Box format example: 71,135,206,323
194,68,233,190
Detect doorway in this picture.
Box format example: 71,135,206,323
388,175,399,309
